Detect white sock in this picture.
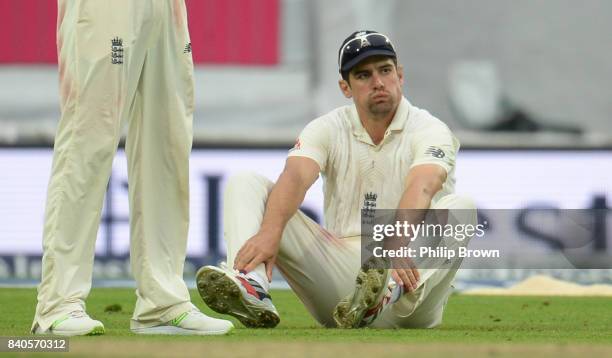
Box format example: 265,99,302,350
389,285,404,304
245,271,270,292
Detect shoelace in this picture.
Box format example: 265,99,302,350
218,262,271,301
68,310,87,319
188,308,203,316
50,310,89,330
362,284,400,323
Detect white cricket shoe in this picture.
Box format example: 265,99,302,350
196,263,280,328
131,308,233,335
34,310,105,336
333,257,391,328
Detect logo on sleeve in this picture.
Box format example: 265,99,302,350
425,146,445,159
288,138,301,154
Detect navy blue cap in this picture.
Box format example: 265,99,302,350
338,30,397,74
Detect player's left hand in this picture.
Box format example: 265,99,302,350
390,257,420,293
233,229,282,282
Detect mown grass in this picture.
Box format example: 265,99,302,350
2,288,611,345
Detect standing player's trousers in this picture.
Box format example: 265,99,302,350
223,173,477,328
33,0,195,332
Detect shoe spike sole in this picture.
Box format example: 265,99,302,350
196,267,279,328
333,267,388,328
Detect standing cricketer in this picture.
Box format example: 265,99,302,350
195,30,477,328
32,0,233,336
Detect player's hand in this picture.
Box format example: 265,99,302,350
390,257,420,293
382,234,420,293
233,229,282,282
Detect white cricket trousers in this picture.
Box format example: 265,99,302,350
33,0,195,332
224,173,477,328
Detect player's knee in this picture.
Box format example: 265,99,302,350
83,137,120,165
225,172,273,194
433,194,476,211
451,195,476,210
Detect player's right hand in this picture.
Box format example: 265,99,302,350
233,229,282,282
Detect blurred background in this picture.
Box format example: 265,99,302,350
0,0,611,289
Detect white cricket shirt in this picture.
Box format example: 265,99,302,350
289,97,459,238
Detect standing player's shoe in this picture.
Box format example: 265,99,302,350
131,308,233,335
333,257,391,328
33,310,105,336
196,263,280,328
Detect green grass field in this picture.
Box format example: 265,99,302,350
1,288,611,357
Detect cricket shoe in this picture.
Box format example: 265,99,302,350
34,310,105,336
131,308,233,335
333,257,391,328
196,263,280,328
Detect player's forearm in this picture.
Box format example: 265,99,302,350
395,175,444,239
398,182,436,211
397,165,445,213
258,169,309,238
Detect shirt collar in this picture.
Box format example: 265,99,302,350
388,96,410,131
350,96,411,139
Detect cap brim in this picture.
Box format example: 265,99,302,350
340,49,397,73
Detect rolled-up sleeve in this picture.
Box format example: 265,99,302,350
409,124,459,174
287,118,331,172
